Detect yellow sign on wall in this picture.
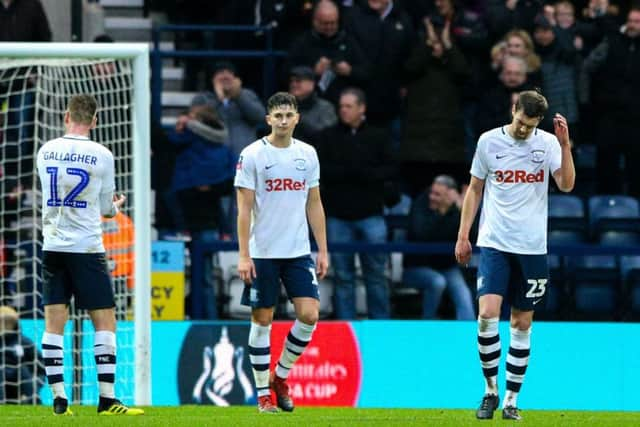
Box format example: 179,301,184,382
151,241,185,320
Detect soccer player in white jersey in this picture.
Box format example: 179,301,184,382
234,92,329,413
455,91,575,420
36,95,143,416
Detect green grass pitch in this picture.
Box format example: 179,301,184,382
1,406,639,426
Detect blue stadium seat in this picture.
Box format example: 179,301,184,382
569,255,620,317
599,231,640,246
548,195,586,237
588,195,640,238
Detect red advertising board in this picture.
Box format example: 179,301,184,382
270,321,361,407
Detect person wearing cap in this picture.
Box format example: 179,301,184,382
0,306,45,403
288,65,337,145
191,61,266,157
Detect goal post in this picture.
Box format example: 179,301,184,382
0,43,151,405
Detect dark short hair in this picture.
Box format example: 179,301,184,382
212,60,237,76
340,87,366,105
515,90,548,119
267,92,297,112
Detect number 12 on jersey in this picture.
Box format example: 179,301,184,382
46,166,89,208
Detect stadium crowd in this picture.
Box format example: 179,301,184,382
1,0,640,321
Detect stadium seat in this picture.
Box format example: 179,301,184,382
588,195,640,239
568,255,620,318
599,230,640,246
548,195,587,237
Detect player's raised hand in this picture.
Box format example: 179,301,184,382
455,237,472,265
113,194,126,209
238,256,256,284
553,113,570,147
316,252,329,280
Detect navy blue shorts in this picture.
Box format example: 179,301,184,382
241,255,320,308
42,251,116,310
476,247,549,311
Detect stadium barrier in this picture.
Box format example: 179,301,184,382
20,319,640,410
189,240,640,319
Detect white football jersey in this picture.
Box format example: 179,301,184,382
470,126,562,254
37,134,116,253
234,137,320,258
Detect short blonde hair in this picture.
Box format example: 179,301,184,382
67,94,98,125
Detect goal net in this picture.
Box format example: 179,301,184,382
0,44,150,406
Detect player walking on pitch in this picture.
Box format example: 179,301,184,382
36,95,143,416
234,92,329,413
455,91,575,420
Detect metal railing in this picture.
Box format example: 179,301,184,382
188,240,640,319
150,24,287,124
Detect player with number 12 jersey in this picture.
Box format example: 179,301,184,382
37,134,116,252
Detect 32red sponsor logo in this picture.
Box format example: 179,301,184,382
265,178,306,192
495,169,544,183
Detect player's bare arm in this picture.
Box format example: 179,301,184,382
236,187,257,283
552,113,576,192
455,176,485,265
306,186,329,279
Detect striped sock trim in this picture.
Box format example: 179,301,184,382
505,327,531,394
249,323,271,390
42,332,66,399
95,330,117,398
275,320,315,379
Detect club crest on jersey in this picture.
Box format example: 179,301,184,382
530,150,545,163
294,158,306,171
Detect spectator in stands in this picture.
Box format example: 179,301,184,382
400,15,471,197
191,61,266,157
579,6,640,197
475,55,533,134
288,65,337,144
499,29,542,86
0,0,51,183
424,0,490,163
0,0,51,42
532,14,579,133
0,305,44,404
343,0,415,142
258,0,317,50
401,176,475,320
286,0,370,107
486,0,543,40
168,105,236,318
317,87,397,319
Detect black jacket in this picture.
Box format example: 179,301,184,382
343,3,415,123
403,193,461,269
287,29,371,106
317,121,397,220
0,0,51,41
